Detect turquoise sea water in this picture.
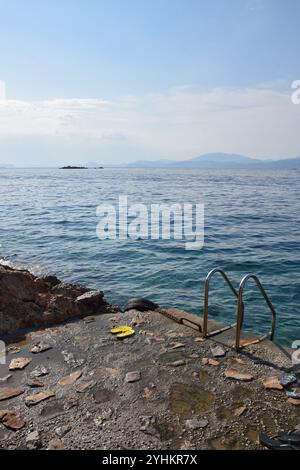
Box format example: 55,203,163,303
0,168,299,346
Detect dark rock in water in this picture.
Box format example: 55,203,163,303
123,298,159,312
0,263,113,335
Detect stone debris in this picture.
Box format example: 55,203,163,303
263,376,283,390
25,390,55,406
47,438,65,450
288,398,300,406
31,342,52,354
30,365,49,378
7,346,21,354
224,368,254,382
26,377,44,388
169,342,185,350
185,418,208,430
55,425,71,438
143,387,154,399
26,430,41,450
210,345,226,357
167,359,186,367
58,370,82,386
194,337,205,343
0,410,26,430
234,405,247,417
188,353,200,359
9,357,32,370
0,387,24,401
232,357,245,365
125,371,141,383
66,397,79,409
76,381,94,393
202,358,220,366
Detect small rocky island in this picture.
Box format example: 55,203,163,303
60,166,88,170
0,264,299,450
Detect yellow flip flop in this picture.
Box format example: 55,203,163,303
110,326,135,339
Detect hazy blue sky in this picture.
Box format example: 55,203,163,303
0,0,300,165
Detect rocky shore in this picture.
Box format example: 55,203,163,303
0,264,116,335
0,264,299,450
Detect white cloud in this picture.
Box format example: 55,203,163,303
0,85,299,163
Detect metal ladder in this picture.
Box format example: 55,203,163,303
202,268,277,350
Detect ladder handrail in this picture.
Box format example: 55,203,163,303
235,274,277,350
203,268,239,337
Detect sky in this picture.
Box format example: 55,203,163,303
0,0,300,166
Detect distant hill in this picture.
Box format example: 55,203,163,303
122,153,300,169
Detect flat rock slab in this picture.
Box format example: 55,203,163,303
125,371,141,383
225,368,254,382
0,387,24,401
25,390,55,406
263,376,283,390
58,370,82,386
0,410,26,430
9,357,32,370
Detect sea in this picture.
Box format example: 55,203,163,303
0,167,299,346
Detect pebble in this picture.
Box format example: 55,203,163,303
47,438,64,450
186,418,208,430
167,360,186,367
125,371,141,383
224,368,254,382
26,431,41,450
210,345,226,357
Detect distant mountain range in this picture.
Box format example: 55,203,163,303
122,153,300,169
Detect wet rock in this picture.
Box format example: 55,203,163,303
26,430,41,450
47,438,65,450
31,342,52,354
186,418,208,430
170,383,215,415
26,377,44,388
58,370,82,386
210,345,226,357
30,365,49,378
0,410,26,430
125,371,141,383
25,390,55,406
9,357,32,370
263,376,283,390
0,387,24,401
224,368,254,382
